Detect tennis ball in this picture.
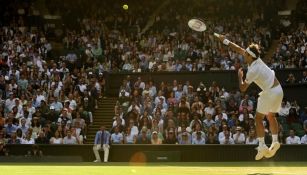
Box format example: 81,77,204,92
123,4,128,10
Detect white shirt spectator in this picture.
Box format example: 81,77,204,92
63,136,78,144
78,84,87,93
119,90,130,97
111,133,124,144
50,81,63,90
204,106,215,116
130,126,139,136
191,131,206,140
203,119,215,129
192,137,206,144
112,120,125,127
218,131,232,143
219,137,235,144
300,134,307,144
245,137,259,144
5,98,15,111
233,132,246,144
286,136,301,144
279,104,290,117
50,101,63,112
21,138,35,144
125,133,136,144
215,113,228,122
238,113,254,122
154,95,166,106
69,100,77,110
36,95,45,107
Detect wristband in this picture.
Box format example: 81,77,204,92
223,39,230,45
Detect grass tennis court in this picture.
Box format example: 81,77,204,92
1,162,307,175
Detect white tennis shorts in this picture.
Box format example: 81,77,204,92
257,85,283,115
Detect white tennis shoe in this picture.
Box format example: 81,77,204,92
265,142,280,158
255,145,269,160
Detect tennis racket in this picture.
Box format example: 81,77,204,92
188,18,220,37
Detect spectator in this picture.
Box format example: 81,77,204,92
279,100,290,118
35,131,49,144
214,106,228,122
219,131,235,144
21,130,35,144
93,126,110,163
300,71,307,83
218,124,231,143
191,123,206,141
127,119,139,136
136,127,151,144
63,130,78,144
151,131,162,144
203,114,215,132
245,129,258,145
71,123,84,144
111,126,124,144
286,129,301,144
285,73,297,84
301,128,307,144
192,131,206,144
50,130,63,144
178,131,192,145
239,95,253,113
18,118,29,137
233,126,246,144
238,108,254,122
7,131,21,144
124,127,137,144
4,118,18,138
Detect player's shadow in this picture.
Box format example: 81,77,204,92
247,173,273,175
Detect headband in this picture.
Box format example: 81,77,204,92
246,47,257,58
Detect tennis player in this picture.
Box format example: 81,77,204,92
215,34,283,160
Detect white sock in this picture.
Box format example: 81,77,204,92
258,137,265,147
272,134,278,143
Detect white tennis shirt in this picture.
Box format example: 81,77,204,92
245,58,275,91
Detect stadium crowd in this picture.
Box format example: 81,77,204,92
0,0,306,152
0,0,104,147
59,0,278,73
111,76,307,145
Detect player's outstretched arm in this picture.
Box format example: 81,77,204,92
214,33,246,56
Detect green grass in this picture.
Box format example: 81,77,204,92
1,162,307,175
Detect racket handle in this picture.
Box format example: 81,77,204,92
214,33,220,37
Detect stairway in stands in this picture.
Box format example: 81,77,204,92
86,97,117,143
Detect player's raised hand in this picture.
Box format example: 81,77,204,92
238,68,244,78
214,33,225,42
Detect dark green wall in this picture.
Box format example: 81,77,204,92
3,144,307,162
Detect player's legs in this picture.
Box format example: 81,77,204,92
265,85,283,158
265,112,280,158
254,111,269,160
255,91,271,160
267,112,279,136
255,112,266,139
